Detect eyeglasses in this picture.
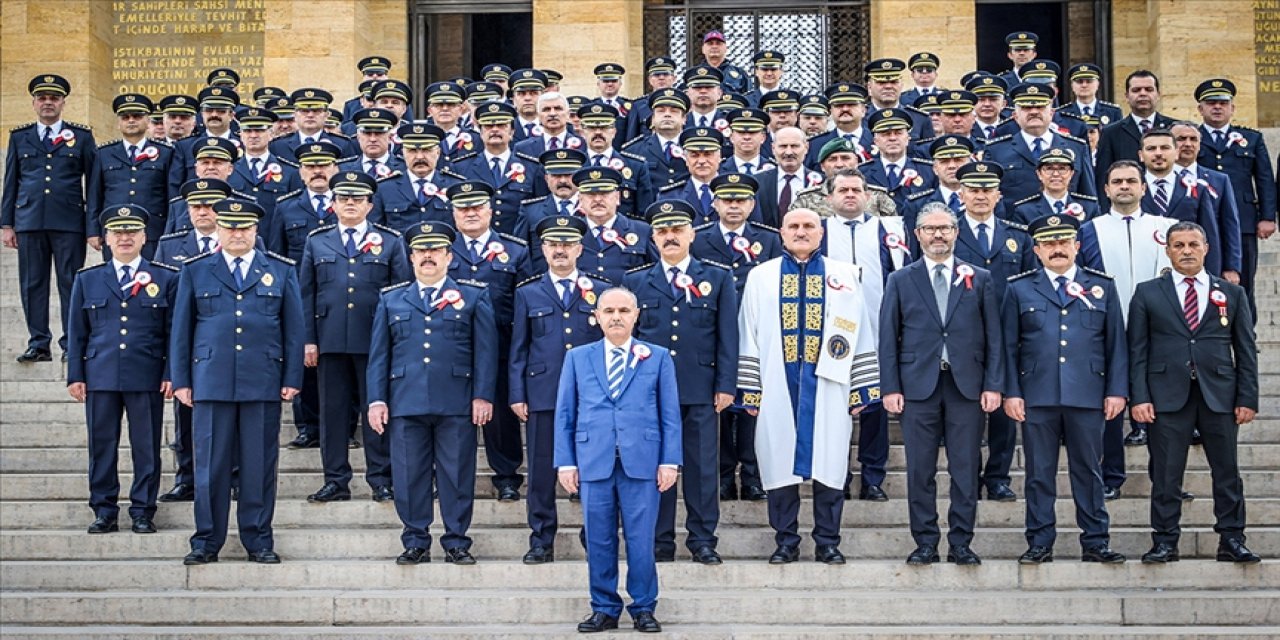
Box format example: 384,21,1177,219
918,225,956,236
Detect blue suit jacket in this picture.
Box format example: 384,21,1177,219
1058,100,1124,127
448,232,535,336
299,223,412,353
1139,175,1238,274
2,122,97,233
365,278,498,417
267,131,357,164
447,151,538,239
269,190,338,262
508,272,608,412
86,139,174,239
228,155,303,222
858,157,937,214
553,340,682,482
68,260,178,391
512,133,587,159
170,251,305,401
1197,124,1277,230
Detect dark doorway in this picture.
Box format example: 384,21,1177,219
975,1,1066,79
410,1,533,104
470,13,533,78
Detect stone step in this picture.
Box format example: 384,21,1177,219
1,589,1275,626
2,527,1277,561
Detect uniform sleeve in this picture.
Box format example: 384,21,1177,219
365,296,392,406
1000,285,1023,399
2,132,20,227
1211,179,1243,273
280,266,306,390
847,284,881,410
1231,287,1259,410
169,267,197,390
507,289,532,405
85,150,105,237
389,238,413,283
979,271,1005,394
1252,135,1277,222
471,288,499,403
66,274,90,384
299,239,319,345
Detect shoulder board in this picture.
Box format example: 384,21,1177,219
159,230,188,241
517,273,545,288
620,134,647,149
986,134,1014,144
521,195,549,206
266,251,296,266
278,158,300,169
998,218,1029,231
911,158,934,165
996,116,1014,126
64,121,92,131
748,220,780,233
856,159,876,168
77,262,107,273
619,150,646,162
376,172,401,183
866,184,889,194
168,195,185,204
1159,266,1173,277
693,221,716,232
497,232,527,246
584,273,613,285
1012,194,1039,207
1059,133,1087,145
1070,192,1097,202
439,167,466,181
370,222,401,237
906,188,936,201
183,252,215,264
381,281,412,293
151,138,174,148
231,189,257,200
308,223,337,237
701,259,732,271
902,105,927,117
151,262,181,273
450,151,479,162
915,136,938,146
1057,111,1083,122
10,122,35,132
657,180,686,193
626,262,655,274
97,138,121,148
1099,100,1120,109
277,189,304,201
1081,266,1113,280
456,278,488,288
515,151,541,165
327,132,352,142
336,154,361,165
1007,269,1037,282
1231,124,1259,134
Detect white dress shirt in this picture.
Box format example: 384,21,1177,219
1172,269,1209,321
223,250,256,280
112,256,143,283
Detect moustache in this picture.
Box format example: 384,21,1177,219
1050,253,1067,260
662,240,680,247
412,159,429,166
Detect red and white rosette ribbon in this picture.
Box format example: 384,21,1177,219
1057,124,1071,136
263,162,283,183
1152,228,1167,246
607,157,625,171
506,162,526,181
757,162,776,174
952,264,974,290
422,182,448,202
713,118,729,133
1066,202,1085,221
482,240,506,261
434,288,462,310
900,168,920,189
1196,178,1218,199
674,272,702,303
806,172,824,188
121,270,152,297
530,125,545,137
731,235,757,260
884,232,909,253
453,132,473,151
1065,281,1096,309
669,145,685,159
576,276,595,299
630,343,651,369
826,274,849,291
390,132,402,145
134,146,159,162
1182,173,1199,198
1210,289,1228,318
359,232,383,253
1227,131,1246,148
566,137,582,150
599,227,629,250
54,130,75,146
857,144,874,162
375,163,392,178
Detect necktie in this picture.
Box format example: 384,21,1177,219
119,265,133,287
303,136,315,145
314,194,328,216
885,164,900,189
592,154,605,167
843,133,855,143
607,347,626,398
127,145,138,162
664,140,675,160
491,157,504,184
1139,119,1151,134
199,236,213,254
726,230,738,250
469,239,481,262
742,162,754,175
1153,179,1169,214
932,262,950,324
779,174,794,213
558,200,572,216
416,179,428,205
345,228,358,258
699,184,712,217
984,125,995,139
558,278,574,308
1053,200,1066,215
977,222,990,254
1183,277,1200,330
42,127,54,149
1055,275,1071,307
1082,105,1092,117
422,286,436,304
669,266,681,298
232,257,244,288
1031,137,1044,161
846,219,860,263
367,159,380,177
250,157,261,177
549,137,560,150
1213,130,1224,146
947,192,963,216
699,116,709,128
525,123,535,137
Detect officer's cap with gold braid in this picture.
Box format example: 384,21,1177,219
938,90,977,114
725,108,770,132
572,167,623,193
290,88,333,110
481,63,512,82
1195,78,1237,102
710,172,759,200
160,94,197,115
99,205,150,232
965,73,1008,96
1005,31,1039,50
1068,63,1102,82
645,56,677,75
372,79,412,104
908,52,940,71
1028,213,1079,242
330,171,378,197
682,64,724,88
535,215,589,242
539,148,587,174
180,178,232,204
867,108,911,133
593,63,625,81
913,93,941,113
473,101,517,125
407,222,457,249
254,87,285,106
206,67,240,88
295,140,343,165
466,81,504,103
1009,83,1053,107
358,56,392,75
268,96,295,118
446,181,495,207
678,126,725,151
325,109,343,128
543,69,563,84
824,82,867,105
864,58,906,82
194,138,238,162
397,122,445,149
510,68,548,92
956,161,1004,188
760,90,799,112
1037,147,1076,167
718,93,748,110
567,96,590,114
752,50,785,69
113,94,154,116
356,79,378,100
214,199,263,229
352,108,399,133
647,200,697,228
238,107,278,130
648,88,690,111
799,94,830,116
28,74,70,97
1019,59,1060,84
929,135,975,160
579,103,620,127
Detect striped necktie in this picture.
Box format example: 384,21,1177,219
1183,277,1200,331
607,347,626,398
1153,179,1169,214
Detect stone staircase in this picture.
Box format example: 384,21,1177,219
2,240,1279,638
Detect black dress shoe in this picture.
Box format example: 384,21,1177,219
307,481,351,503
1124,427,1148,446
947,545,981,565
1082,546,1127,563
497,485,520,502
858,484,888,502
348,436,360,449
16,347,51,363
523,545,554,564
906,545,939,565
87,516,118,534
769,545,799,564
654,550,675,563
577,611,619,633
158,483,194,502
985,484,1017,502
1141,543,1179,563
741,485,767,501
632,611,662,633
396,547,429,565
1190,429,1203,446
1102,486,1121,501
131,517,157,534
719,484,738,501
444,547,476,565
1216,538,1261,564
691,545,722,565
815,544,846,564
1019,545,1054,564
371,485,394,502
287,432,319,449
1181,491,1195,502
183,550,218,565
247,549,281,564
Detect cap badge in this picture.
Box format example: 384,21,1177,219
1047,215,1061,225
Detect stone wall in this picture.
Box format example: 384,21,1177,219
870,0,976,90
532,0,645,98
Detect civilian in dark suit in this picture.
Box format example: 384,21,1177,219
881,203,1003,566
1093,70,1174,190
87,94,174,258
1139,129,1238,278
756,127,823,228
554,287,681,634
1129,221,1261,564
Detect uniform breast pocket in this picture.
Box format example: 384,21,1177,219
82,297,109,322
442,310,468,339
313,255,337,283
527,306,556,337
690,298,718,328
389,313,411,340
1080,307,1105,330
1019,303,1045,331
358,258,390,284
256,286,283,314
285,222,310,246
638,298,664,331
1232,147,1255,161
139,297,168,322
195,288,221,315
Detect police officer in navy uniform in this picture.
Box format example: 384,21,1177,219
998,32,1039,89
3,74,98,363
519,149,587,266
172,199,304,565
366,222,498,565
1010,148,1102,225
624,199,738,564
300,171,411,504
163,138,255,235
169,86,241,194
232,107,303,224
620,88,691,195
448,101,538,240
342,56,393,121
375,123,461,233
1059,64,1123,126
268,89,356,164
864,58,933,142
621,56,678,142
1001,214,1127,565
574,167,658,284
858,108,937,213
87,94,174,259
509,215,607,563
68,206,178,535
577,102,655,218
445,180,535,501
802,83,874,171
658,127,760,227
339,108,405,177
984,83,1096,206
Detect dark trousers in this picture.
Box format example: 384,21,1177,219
1240,232,1258,324
581,457,661,618
1100,414,1128,489
767,481,844,548
1149,385,1246,546
655,403,719,554
718,409,761,490
1022,406,1110,550
292,366,319,436
900,370,983,548
980,408,1017,490
16,230,84,351
87,391,163,520
317,353,389,489
482,357,523,489
388,413,476,551
190,401,279,554
526,410,559,548
856,404,890,488
173,399,194,486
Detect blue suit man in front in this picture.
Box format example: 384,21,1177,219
554,308,681,630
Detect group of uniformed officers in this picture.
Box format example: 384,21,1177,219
4,26,1273,571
